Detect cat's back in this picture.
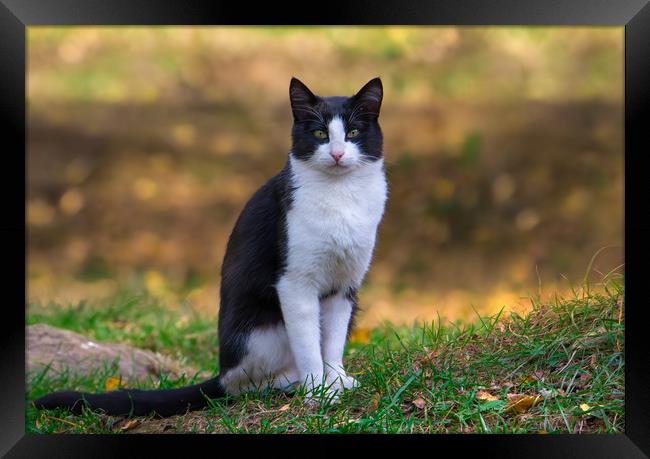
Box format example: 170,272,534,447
220,162,292,295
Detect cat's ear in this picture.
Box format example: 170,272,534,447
352,77,383,120
289,77,318,122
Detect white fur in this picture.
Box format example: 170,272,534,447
310,116,366,175
220,324,298,394
277,124,387,397
321,290,359,391
222,116,387,401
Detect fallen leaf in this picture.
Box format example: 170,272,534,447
575,373,592,389
104,376,123,391
505,394,542,414
579,403,591,412
476,390,499,402
400,402,414,415
278,403,291,412
412,398,426,410
369,393,381,411
350,328,370,344
120,419,141,432
521,374,536,384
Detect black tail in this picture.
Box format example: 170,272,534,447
33,375,226,417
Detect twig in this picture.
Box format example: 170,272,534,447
555,349,578,374
46,415,81,429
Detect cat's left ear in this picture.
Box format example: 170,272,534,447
289,77,318,122
352,77,383,119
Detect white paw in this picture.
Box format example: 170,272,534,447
301,377,344,406
326,371,360,391
307,390,341,406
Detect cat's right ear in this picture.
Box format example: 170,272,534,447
289,77,318,122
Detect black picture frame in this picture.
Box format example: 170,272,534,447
3,0,648,456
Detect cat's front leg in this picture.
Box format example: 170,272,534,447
276,276,327,400
321,288,360,393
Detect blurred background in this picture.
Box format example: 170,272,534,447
27,27,623,328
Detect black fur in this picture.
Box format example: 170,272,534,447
345,286,360,339
217,161,293,371
34,378,226,417
33,77,382,417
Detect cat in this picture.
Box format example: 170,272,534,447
34,77,387,417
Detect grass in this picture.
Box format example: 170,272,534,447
26,276,624,434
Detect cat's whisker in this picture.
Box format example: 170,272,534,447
349,111,379,123
293,105,325,123
348,104,363,122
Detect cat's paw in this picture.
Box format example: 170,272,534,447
338,374,360,390
301,378,346,406
326,371,360,391
303,385,341,407
304,390,341,407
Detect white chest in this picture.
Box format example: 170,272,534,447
283,158,387,292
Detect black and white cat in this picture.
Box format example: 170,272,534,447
35,77,387,417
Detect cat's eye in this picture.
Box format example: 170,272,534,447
313,130,328,139
347,129,360,138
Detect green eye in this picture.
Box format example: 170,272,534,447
347,129,360,138
313,130,328,139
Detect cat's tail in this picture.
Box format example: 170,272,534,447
33,375,226,417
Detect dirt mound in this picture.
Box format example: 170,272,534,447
27,323,204,383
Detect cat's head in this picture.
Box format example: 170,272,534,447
289,77,383,175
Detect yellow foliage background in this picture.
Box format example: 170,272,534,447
27,27,623,327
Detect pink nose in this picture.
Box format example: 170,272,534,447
331,151,344,162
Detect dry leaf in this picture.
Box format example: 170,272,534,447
369,393,381,411
370,394,381,411
521,370,546,384
579,403,591,412
120,419,141,432
278,403,291,412
476,390,499,402
104,376,123,391
505,394,542,414
412,398,426,410
350,328,370,344
521,374,536,384
575,373,592,389
534,370,545,379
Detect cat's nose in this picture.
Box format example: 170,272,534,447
331,151,344,162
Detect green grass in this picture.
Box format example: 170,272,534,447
28,292,219,372
27,277,624,434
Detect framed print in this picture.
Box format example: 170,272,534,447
2,0,649,456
